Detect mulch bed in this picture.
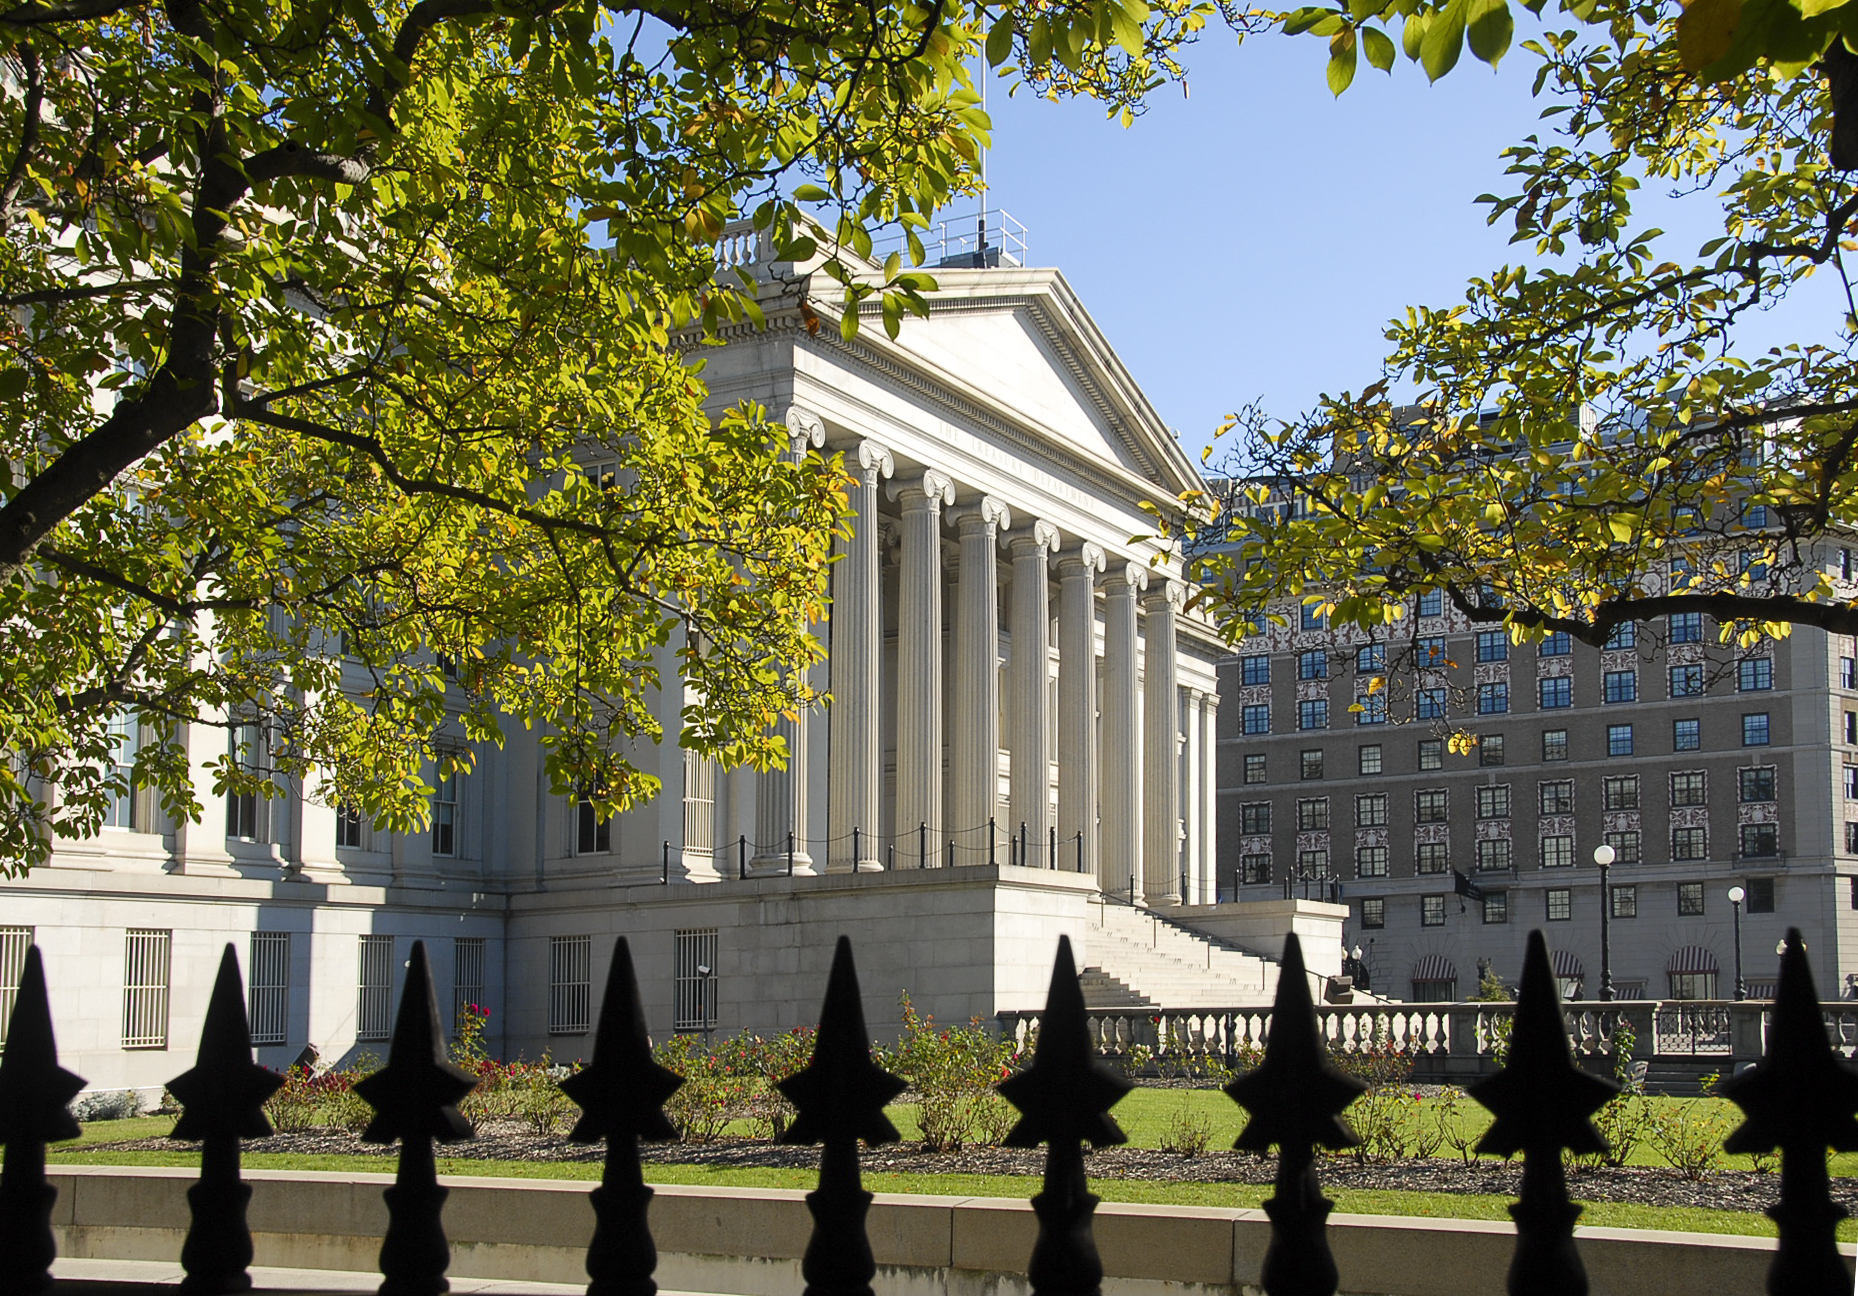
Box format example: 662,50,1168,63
79,1123,1851,1217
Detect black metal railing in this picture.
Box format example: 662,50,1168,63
0,926,1854,1295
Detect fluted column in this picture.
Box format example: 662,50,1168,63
1199,692,1219,904
1006,521,1059,857
827,439,893,871
1101,562,1146,901
1057,544,1105,880
889,469,954,866
1183,688,1203,904
1142,579,1182,906
949,497,1010,861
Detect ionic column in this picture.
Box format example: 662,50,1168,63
827,439,893,871
1183,688,1204,905
949,496,1011,860
1057,544,1106,879
1142,579,1183,906
1101,562,1146,901
1200,692,1219,904
889,469,954,865
1006,521,1059,857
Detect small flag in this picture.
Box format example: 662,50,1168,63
1453,869,1486,910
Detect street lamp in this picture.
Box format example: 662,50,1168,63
1727,886,1747,1001
1593,844,1616,1001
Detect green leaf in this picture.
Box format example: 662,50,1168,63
1362,24,1397,68
985,16,1016,66
792,184,832,203
1676,0,1742,71
1403,10,1430,60
1465,0,1512,65
1419,0,1467,79
1327,30,1359,93
0,369,26,402
1801,0,1849,20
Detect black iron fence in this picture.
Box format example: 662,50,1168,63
0,925,1854,1296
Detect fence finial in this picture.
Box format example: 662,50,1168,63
998,934,1131,1296
1468,930,1616,1296
561,937,683,1296
777,935,905,1296
168,943,284,1294
1225,932,1363,1296
1719,927,1858,1295
0,946,83,1296
353,940,477,1296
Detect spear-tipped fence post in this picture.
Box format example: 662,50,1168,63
852,828,860,868
1049,826,1057,869
919,822,927,870
989,818,997,867
167,944,285,1295
787,831,795,878
0,946,84,1296
738,835,747,880
1076,832,1084,873
661,842,669,886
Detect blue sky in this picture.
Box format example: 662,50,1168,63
972,31,1849,465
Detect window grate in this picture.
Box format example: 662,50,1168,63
358,935,394,1042
549,935,592,1035
0,927,32,1053
248,932,289,1046
453,936,485,1036
683,752,716,854
674,929,718,1032
122,929,171,1049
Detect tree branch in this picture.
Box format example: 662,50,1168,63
0,0,140,25
0,278,169,307
245,141,375,186
0,43,42,222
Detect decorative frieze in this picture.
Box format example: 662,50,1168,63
1538,815,1575,838
1475,662,1510,684
1538,656,1572,678
1670,807,1709,829
1475,819,1511,842
1414,823,1450,844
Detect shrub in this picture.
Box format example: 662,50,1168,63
1344,1088,1439,1162
712,1028,814,1140
1647,1099,1734,1181
884,993,1018,1151
1158,1101,1212,1157
1432,1086,1482,1164
1578,1019,1649,1170
70,1090,139,1122
655,1034,750,1142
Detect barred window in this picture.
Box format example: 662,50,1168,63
1539,781,1574,815
248,932,289,1047
122,929,171,1050
1356,794,1388,827
549,935,592,1035
453,936,486,1036
0,927,31,1053
1476,838,1512,872
1603,776,1639,811
358,935,394,1043
674,930,719,1032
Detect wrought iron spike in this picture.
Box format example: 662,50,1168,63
1468,931,1617,1296
998,935,1132,1296
168,944,285,1295
775,936,905,1296
1718,928,1858,1295
352,940,478,1296
0,946,84,1296
1224,933,1363,1296
559,937,682,1296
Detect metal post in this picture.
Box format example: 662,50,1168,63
989,817,997,867
1732,892,1747,1001
887,842,894,870
1595,842,1617,1001
919,821,927,870
738,833,747,880
662,840,670,886
1019,821,1027,871
1077,831,1084,873
852,827,860,868
787,830,795,878
1050,825,1057,869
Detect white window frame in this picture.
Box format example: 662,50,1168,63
122,929,171,1049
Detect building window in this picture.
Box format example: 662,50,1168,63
1673,827,1708,861
673,930,719,1033
248,932,289,1048
1477,682,1509,714
1847,766,1858,800
1740,824,1779,858
1242,854,1272,885
1670,612,1703,643
1610,885,1638,919
1678,881,1706,915
1744,503,1769,528
1542,729,1569,761
1606,829,1641,864
1746,876,1776,913
1539,781,1574,815
1361,897,1385,929
1417,636,1448,669
1541,835,1574,869
226,723,261,840
1539,678,1572,709
1480,734,1505,766
1241,803,1272,834
1412,976,1457,1002
1355,692,1388,725
1476,785,1511,818
1605,622,1636,650
103,712,138,829
1546,889,1572,921
1356,644,1385,674
1301,749,1325,780
1607,724,1634,757
1847,712,1856,745
1356,845,1388,877
1743,713,1771,746
1416,689,1446,720
1415,789,1448,822
1358,745,1382,776
1476,630,1508,663
549,935,592,1035
357,935,395,1042
1298,649,1328,680
1603,776,1640,811
1421,895,1447,926
1670,665,1704,698
683,752,716,854
1844,656,1858,690
1243,704,1270,735
1416,842,1448,874
576,791,612,856
1670,970,1718,1000
1604,670,1638,704
122,929,172,1050
1297,798,1330,831
1298,848,1331,879
1848,822,1858,854
1673,718,1701,751
1738,658,1774,692
336,804,365,850
1539,632,1572,657
1419,739,1444,770
1483,892,1508,923
1242,655,1270,685
1356,793,1388,827
453,936,485,1035
0,927,33,1053
1417,590,1443,618
1477,838,1512,872
1244,754,1267,784
1300,602,1327,631
1298,699,1329,731
432,772,459,857
1740,767,1776,802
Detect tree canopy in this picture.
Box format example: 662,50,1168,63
0,0,1218,872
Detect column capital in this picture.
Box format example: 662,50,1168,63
1143,575,1186,611
950,495,1012,535
1005,519,1060,555
1056,542,1108,577
782,403,827,456
1105,560,1149,593
888,468,955,508
854,439,896,478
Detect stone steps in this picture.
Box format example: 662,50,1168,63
1076,968,1155,1009
1084,902,1277,1008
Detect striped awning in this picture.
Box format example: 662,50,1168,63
1669,946,1720,974
1412,954,1457,982
1552,950,1584,979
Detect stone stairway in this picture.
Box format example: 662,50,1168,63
1079,901,1279,1009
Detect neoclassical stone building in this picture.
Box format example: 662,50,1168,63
2,226,1327,1098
